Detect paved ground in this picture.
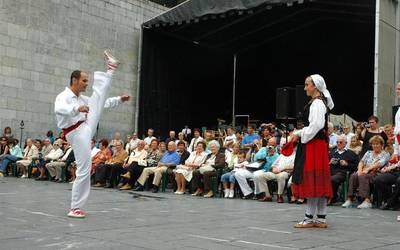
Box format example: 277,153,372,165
0,177,399,250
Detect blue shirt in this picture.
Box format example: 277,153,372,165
159,150,180,165
255,148,280,172
242,133,260,146
10,146,23,158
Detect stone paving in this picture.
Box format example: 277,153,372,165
0,177,399,250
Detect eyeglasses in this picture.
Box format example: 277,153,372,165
337,141,345,144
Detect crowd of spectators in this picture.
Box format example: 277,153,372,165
1,116,399,215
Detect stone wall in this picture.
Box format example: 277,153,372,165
0,0,167,141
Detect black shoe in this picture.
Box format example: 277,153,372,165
380,202,395,210
105,184,114,188
152,186,159,193
242,193,254,200
133,185,144,191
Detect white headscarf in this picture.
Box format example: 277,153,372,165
310,74,334,110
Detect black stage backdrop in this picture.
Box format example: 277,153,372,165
139,0,375,138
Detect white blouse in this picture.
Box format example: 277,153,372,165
394,107,400,155
294,99,327,144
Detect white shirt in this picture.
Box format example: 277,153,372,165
144,136,156,145
344,132,355,149
182,128,191,135
46,148,64,161
224,134,236,145
128,138,140,151
60,147,73,161
188,136,204,152
54,87,121,129
271,153,296,172
91,147,100,158
394,106,400,154
294,99,327,144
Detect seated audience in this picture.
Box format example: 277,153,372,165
165,130,177,145
343,135,390,209
110,132,124,155
236,138,278,199
16,138,39,178
174,141,207,195
242,125,260,151
360,116,388,157
134,141,180,193
328,135,359,204
188,128,203,152
0,139,23,176
36,140,64,180
348,135,363,156
94,140,128,187
3,126,13,139
342,124,355,149
374,160,400,210
223,127,236,150
118,140,148,190
45,142,74,182
0,136,9,160
144,128,156,146
192,140,225,198
126,132,140,153
91,139,112,175
328,122,337,149
254,141,294,203
221,149,247,198
159,141,167,154
175,132,188,147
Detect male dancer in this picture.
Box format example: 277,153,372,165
55,50,130,218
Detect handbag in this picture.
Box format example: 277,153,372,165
199,164,215,174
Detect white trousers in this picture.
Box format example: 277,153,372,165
253,170,289,196
66,71,113,210
234,168,254,196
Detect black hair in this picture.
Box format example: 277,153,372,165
70,70,82,86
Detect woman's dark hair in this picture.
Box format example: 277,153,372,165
193,128,201,134
196,141,206,150
177,141,186,147
100,138,109,148
368,115,379,123
46,130,53,137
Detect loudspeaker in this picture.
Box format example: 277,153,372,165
276,87,295,119
393,105,400,124
295,85,310,119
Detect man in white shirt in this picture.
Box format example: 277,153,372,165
181,125,191,140
223,127,236,150
342,125,355,149
144,128,156,145
54,50,130,218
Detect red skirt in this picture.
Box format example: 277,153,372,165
292,139,333,199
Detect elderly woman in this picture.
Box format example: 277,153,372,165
192,140,225,198
119,140,148,190
174,141,207,194
342,135,390,209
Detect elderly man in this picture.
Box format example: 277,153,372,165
36,139,64,181
343,125,355,149
329,135,359,203
134,141,180,193
235,138,279,199
254,139,294,203
46,142,75,182
16,138,39,178
94,140,128,188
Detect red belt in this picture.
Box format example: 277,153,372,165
62,120,84,139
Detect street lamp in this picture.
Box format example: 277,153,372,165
19,120,24,147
